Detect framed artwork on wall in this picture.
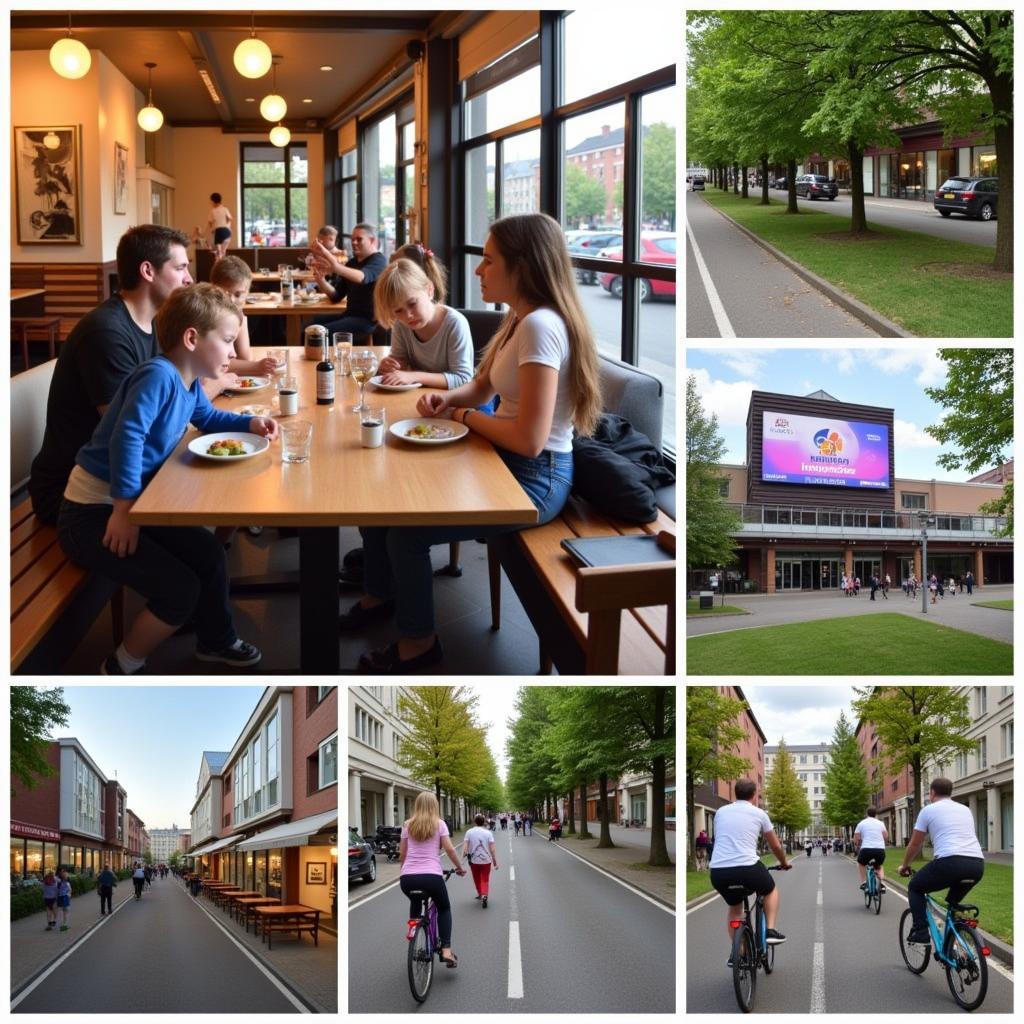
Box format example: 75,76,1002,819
14,124,82,245
114,141,129,214
305,861,327,885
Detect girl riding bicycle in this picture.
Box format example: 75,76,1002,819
400,792,466,969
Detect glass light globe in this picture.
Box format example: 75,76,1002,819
137,105,164,133
269,124,291,147
43,131,61,150
50,37,92,79
260,93,287,122
234,37,273,79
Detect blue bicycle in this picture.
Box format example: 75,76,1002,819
898,870,989,1011
728,864,786,1013
405,869,458,1003
863,857,882,915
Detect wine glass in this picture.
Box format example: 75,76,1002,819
350,347,379,412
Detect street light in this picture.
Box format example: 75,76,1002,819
918,510,935,614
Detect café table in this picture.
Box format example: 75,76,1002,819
211,886,242,909
129,346,538,673
253,904,321,949
242,294,345,346
224,889,263,920
11,288,45,302
235,896,281,932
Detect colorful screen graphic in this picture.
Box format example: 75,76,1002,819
761,411,890,488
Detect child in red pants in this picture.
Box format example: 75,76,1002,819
462,813,499,907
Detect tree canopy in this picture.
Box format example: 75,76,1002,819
764,739,812,840
820,711,871,836
11,687,70,797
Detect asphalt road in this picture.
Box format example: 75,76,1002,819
14,876,301,1013
686,850,1013,1013
349,826,675,1012
685,192,878,339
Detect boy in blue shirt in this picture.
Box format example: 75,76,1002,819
57,283,278,674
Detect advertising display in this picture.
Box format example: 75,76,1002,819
761,411,890,488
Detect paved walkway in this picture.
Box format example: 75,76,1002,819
688,584,1014,644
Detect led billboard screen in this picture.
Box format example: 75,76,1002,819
761,411,890,488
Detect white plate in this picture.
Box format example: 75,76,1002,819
188,432,270,462
390,418,469,445
245,293,279,303
236,404,273,417
370,375,423,392
294,293,326,304
225,377,272,394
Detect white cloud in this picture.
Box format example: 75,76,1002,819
834,350,856,374
718,349,767,378
688,367,756,426
866,349,946,387
894,417,941,449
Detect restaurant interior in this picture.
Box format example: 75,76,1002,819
10,9,677,676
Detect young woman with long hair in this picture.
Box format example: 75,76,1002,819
343,212,602,672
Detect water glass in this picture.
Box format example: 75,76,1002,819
360,406,386,448
333,332,353,377
267,348,288,375
281,420,313,463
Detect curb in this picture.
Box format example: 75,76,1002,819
701,197,914,338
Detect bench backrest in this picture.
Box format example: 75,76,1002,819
451,308,505,364
598,354,664,450
11,359,56,494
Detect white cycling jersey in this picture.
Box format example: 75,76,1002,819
709,800,774,869
913,798,983,859
854,817,888,848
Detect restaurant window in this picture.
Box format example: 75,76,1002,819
255,850,267,896
340,149,357,246
319,732,339,789
240,142,309,248
268,849,283,899
361,100,414,257
253,734,262,815
11,838,25,879
245,850,254,891
972,146,997,177
25,839,43,879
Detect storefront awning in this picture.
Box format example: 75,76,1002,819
190,834,242,857
234,809,337,852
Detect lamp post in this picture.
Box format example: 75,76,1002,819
717,563,725,607
918,511,935,614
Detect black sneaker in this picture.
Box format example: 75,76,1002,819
727,956,735,968
859,882,867,891
195,638,262,667
482,895,488,908
907,927,930,945
100,652,143,675
879,884,887,893
765,928,786,945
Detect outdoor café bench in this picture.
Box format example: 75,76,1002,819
254,905,321,949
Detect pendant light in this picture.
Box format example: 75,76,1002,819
50,14,91,80
259,58,287,123
269,123,291,148
42,131,61,150
137,63,164,133
234,13,273,79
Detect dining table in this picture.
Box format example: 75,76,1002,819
242,293,344,346
129,346,538,673
11,287,45,301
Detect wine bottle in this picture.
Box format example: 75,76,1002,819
316,336,335,405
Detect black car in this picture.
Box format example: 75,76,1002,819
795,174,838,200
568,230,622,285
934,176,998,221
348,831,376,884
772,177,787,190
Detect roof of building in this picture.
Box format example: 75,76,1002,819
804,389,839,401
202,751,229,769
733,686,767,743
766,742,831,754
566,124,649,157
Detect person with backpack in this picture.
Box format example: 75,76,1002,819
548,815,562,842
462,813,500,908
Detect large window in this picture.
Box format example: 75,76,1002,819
240,142,309,247
319,732,338,788
362,101,415,257
340,150,357,247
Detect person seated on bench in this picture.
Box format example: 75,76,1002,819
341,212,601,673
308,221,387,342
56,284,277,675
209,256,282,377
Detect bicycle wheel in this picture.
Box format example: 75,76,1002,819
898,908,930,974
863,877,872,910
763,939,775,975
943,923,988,1011
872,880,882,915
407,921,433,1003
731,925,757,1013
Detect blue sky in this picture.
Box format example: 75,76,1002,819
686,347,1007,481
32,685,266,832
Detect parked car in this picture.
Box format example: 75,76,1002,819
597,232,676,302
691,176,706,191
772,176,788,190
568,230,623,285
795,173,838,200
348,831,376,884
933,176,998,221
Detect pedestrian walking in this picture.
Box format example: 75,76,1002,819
869,575,878,601
883,574,890,599
42,870,58,930
462,813,499,908
930,574,938,604
133,862,145,899
854,576,860,596
524,815,532,836
696,829,710,870
948,576,956,597
966,571,974,595
97,862,117,915
548,816,562,842
57,869,72,931
500,814,508,831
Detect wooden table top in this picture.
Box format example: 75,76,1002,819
250,270,315,282
254,904,320,916
235,895,280,904
242,295,342,316
11,288,45,301
130,347,537,529
227,891,265,899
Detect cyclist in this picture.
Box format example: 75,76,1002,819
399,792,467,969
132,862,145,899
804,838,813,858
709,778,792,959
853,805,888,893
898,776,985,945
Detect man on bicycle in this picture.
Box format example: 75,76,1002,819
709,778,791,954
898,777,984,945
853,805,888,893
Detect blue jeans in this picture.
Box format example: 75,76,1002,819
361,448,573,638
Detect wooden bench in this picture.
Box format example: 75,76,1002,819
11,317,62,368
254,904,321,949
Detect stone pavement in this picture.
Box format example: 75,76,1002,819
688,584,1013,644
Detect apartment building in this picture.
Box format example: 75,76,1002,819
764,742,837,840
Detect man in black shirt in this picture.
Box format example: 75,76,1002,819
309,221,388,341
29,225,194,524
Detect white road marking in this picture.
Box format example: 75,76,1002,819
817,890,822,905
685,216,736,337
510,866,515,881
348,876,402,910
811,867,826,1013
508,921,524,999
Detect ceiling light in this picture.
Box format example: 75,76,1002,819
50,16,91,79
260,59,287,122
234,14,272,79
43,131,61,150
245,97,255,102
302,98,313,104
137,62,164,133
197,68,221,104
269,124,291,147
319,65,333,72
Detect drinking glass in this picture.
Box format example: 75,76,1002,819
333,332,353,377
277,374,299,416
350,348,379,412
360,406,386,448
267,349,288,375
277,264,289,277
280,420,313,463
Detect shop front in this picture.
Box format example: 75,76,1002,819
11,821,60,883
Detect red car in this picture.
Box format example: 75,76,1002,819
598,232,676,301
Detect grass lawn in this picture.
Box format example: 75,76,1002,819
687,613,1012,675
700,190,1012,337
973,599,1013,611
686,597,750,617
687,870,714,902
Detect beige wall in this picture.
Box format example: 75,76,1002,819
297,844,335,914
894,478,1005,514
720,465,747,501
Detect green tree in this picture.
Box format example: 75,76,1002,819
11,687,70,796
686,375,741,572
685,687,752,869
820,711,871,841
642,122,676,226
925,348,1013,532
763,739,812,843
564,164,607,225
168,850,182,870
851,686,977,826
143,849,154,866
505,687,560,816
470,745,505,813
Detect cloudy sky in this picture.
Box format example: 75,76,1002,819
686,346,1010,481
742,685,859,747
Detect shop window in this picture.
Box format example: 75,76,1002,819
972,146,997,177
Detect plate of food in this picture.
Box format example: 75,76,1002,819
390,418,469,445
245,292,279,303
188,432,270,462
225,376,272,394
294,291,326,304
369,375,423,392
236,404,273,417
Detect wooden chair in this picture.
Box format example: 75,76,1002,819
12,317,62,370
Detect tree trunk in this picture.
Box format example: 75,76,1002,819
990,72,1013,272
732,161,739,194
848,138,867,233
741,164,748,199
786,158,799,214
648,688,670,866
578,782,591,837
566,788,576,835
760,153,770,205
721,165,728,192
597,773,615,848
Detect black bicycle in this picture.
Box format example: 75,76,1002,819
728,864,786,1013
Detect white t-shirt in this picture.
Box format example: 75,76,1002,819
854,817,888,849
709,800,775,869
913,798,983,859
488,307,573,453
463,826,495,864
209,205,231,229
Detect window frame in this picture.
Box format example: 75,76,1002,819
318,731,339,789
239,140,309,248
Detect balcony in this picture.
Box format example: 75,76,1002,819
728,504,1011,542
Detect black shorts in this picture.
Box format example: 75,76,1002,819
710,862,775,906
214,226,231,244
857,847,886,866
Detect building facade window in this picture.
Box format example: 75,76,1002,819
979,736,987,769
901,492,928,509
355,706,384,750
319,732,339,788
976,687,988,716
1002,722,1013,758
240,142,309,247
